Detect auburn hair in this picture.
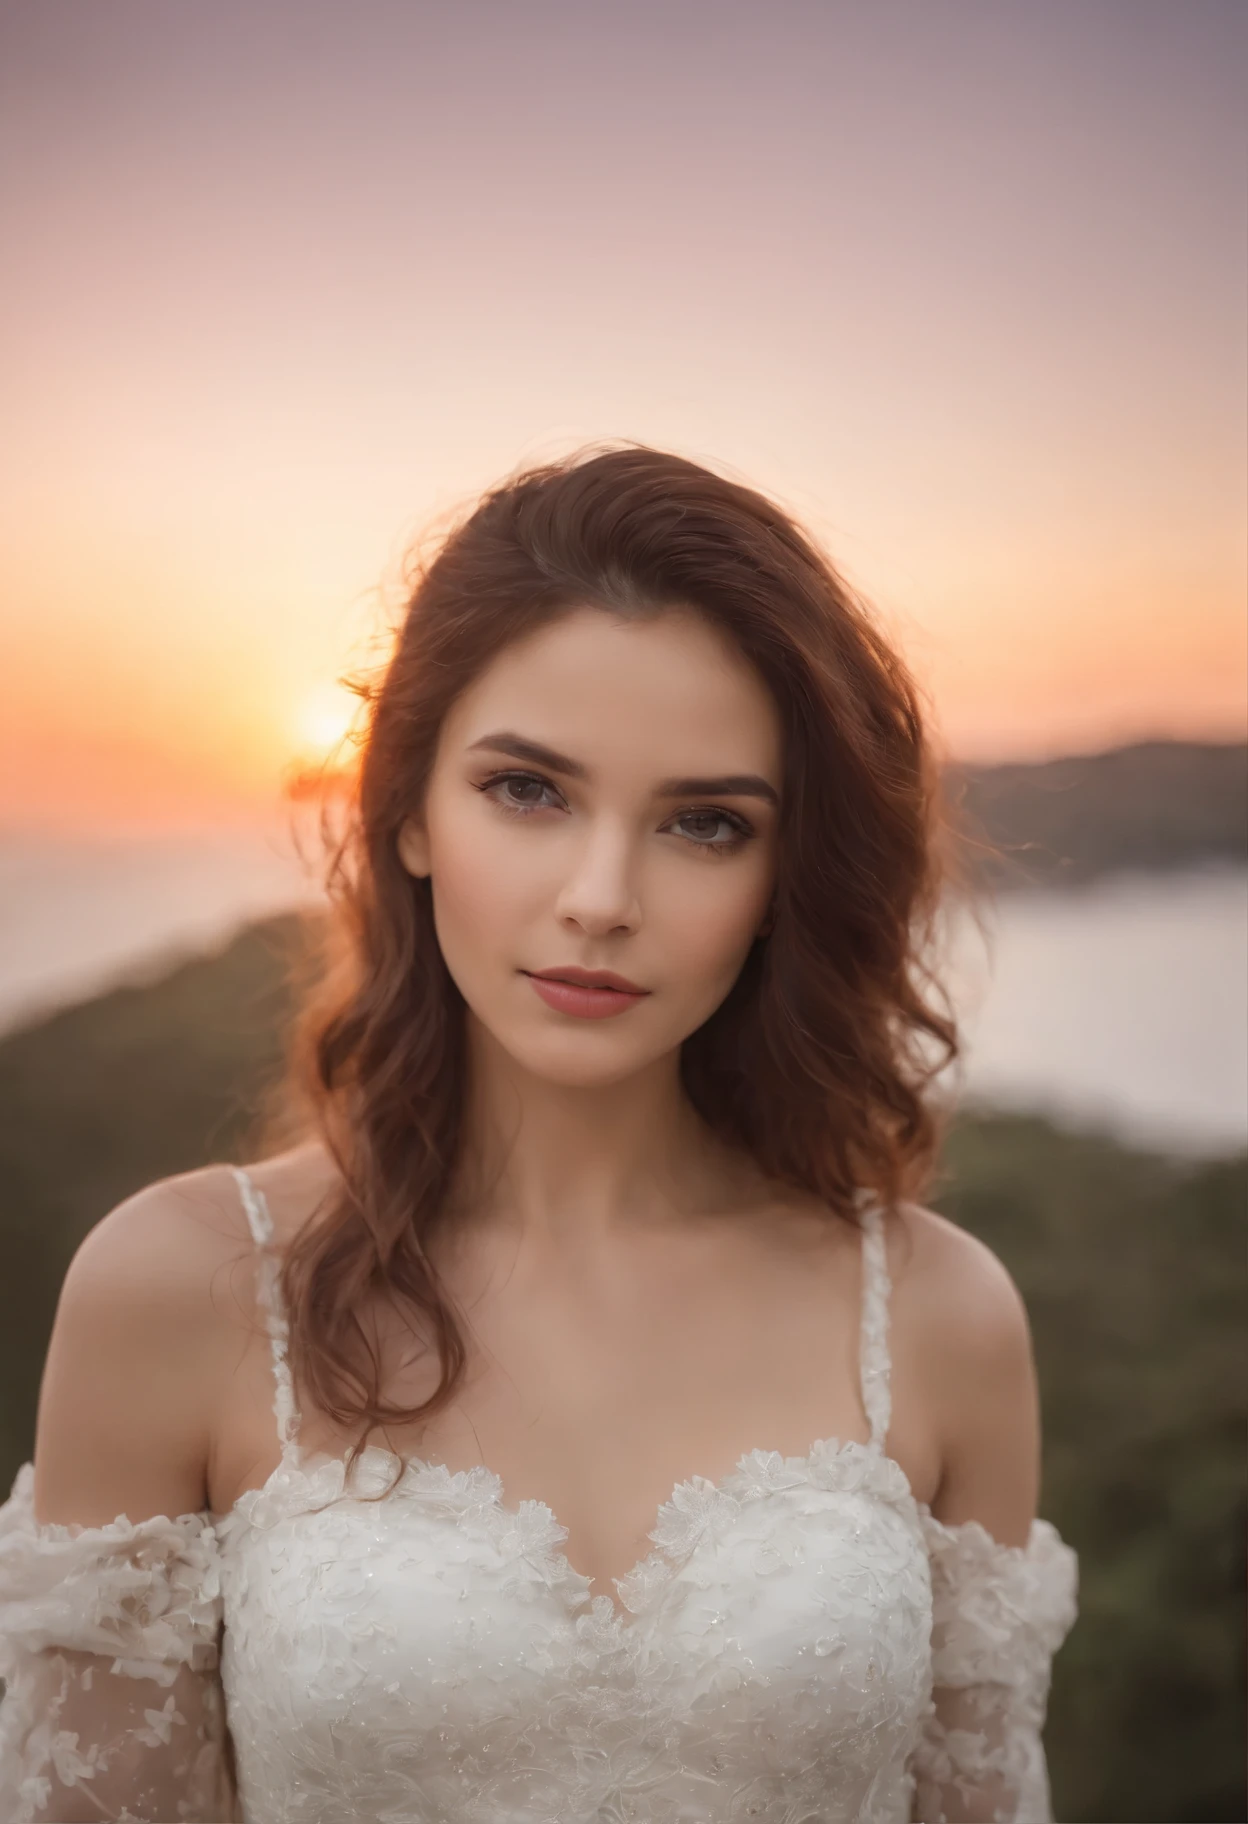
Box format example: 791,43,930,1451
261,444,966,1490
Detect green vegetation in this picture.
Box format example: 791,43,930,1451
936,1112,1246,1821
0,911,1243,1821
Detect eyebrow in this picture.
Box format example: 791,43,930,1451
465,731,781,809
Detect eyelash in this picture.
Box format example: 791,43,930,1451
475,770,755,857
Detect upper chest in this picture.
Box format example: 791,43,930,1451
210,1194,943,1589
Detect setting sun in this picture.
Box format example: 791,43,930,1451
294,684,359,763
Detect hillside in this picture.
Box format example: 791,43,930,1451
950,738,1247,885
0,912,1244,1821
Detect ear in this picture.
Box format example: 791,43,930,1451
396,816,431,879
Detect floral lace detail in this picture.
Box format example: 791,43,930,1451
919,1510,1079,1685
615,1436,915,1621
908,1509,1079,1824
0,1461,239,1822
229,1167,301,1458
854,1186,893,1450
213,1430,936,1822
0,1464,223,1680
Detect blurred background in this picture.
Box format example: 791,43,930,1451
0,2,1244,1817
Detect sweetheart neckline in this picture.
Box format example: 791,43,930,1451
220,1172,909,1622
213,1431,926,1628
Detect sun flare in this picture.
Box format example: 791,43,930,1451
294,683,358,759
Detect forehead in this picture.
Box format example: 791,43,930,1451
440,606,783,777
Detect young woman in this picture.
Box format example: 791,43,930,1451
0,446,1077,1822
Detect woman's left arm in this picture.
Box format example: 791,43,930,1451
903,1220,1079,1824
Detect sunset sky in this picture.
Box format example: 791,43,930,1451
1,0,1244,834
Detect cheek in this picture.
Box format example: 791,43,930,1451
655,860,771,986
423,806,540,977
430,820,518,948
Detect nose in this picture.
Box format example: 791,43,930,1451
553,816,642,938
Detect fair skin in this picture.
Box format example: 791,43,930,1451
33,605,1041,1615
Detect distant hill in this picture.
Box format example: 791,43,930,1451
0,911,1243,1821
949,739,1247,886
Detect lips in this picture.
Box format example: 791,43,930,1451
522,967,650,1020
529,967,647,994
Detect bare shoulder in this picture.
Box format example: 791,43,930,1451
32,1143,335,1528
887,1198,1033,1357
63,1138,340,1286
63,1160,259,1305
886,1200,1041,1542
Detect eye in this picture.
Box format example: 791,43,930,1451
477,770,565,816
667,807,754,855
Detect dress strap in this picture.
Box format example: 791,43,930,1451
230,1165,303,1465
854,1190,893,1452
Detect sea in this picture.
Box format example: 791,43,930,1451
0,828,1243,1159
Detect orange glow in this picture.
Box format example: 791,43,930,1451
1,6,1242,834
293,684,360,768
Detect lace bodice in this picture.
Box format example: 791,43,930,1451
0,1171,1079,1822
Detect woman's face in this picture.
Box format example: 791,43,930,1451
397,605,782,1089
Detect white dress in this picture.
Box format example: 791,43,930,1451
0,1168,1078,1823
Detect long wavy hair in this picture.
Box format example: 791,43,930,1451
262,444,967,1488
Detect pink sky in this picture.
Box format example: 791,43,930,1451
1,1,1244,834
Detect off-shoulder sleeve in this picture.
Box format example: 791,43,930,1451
908,1509,1079,1824
0,1461,241,1823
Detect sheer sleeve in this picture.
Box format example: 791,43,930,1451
0,1461,241,1823
908,1509,1078,1824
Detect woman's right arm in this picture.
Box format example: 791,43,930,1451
0,1175,245,1822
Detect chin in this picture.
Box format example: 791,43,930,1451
475,1016,663,1088
519,1039,659,1090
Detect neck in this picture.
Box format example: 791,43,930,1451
449,1014,751,1245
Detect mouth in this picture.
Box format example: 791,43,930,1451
521,967,650,1020
528,967,648,993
